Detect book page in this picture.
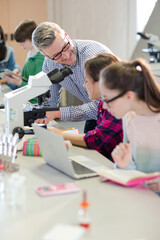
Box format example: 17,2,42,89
70,155,146,183
62,128,79,134
98,169,147,185
47,127,79,134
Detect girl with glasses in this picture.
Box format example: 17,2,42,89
99,58,160,193
49,53,123,161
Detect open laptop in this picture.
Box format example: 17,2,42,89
33,124,99,179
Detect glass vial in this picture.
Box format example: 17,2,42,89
78,191,91,229
6,173,26,206
0,162,5,194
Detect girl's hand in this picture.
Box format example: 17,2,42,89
3,68,22,86
13,69,21,75
3,74,22,86
146,177,160,193
111,142,132,168
48,127,63,137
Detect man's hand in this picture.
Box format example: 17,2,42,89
35,110,61,124
111,142,132,168
46,110,61,121
35,118,49,124
146,177,160,193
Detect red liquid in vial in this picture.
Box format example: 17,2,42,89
78,191,90,229
80,223,90,229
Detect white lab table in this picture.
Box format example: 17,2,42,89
0,86,160,240
0,149,160,240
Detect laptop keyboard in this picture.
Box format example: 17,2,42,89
71,160,95,175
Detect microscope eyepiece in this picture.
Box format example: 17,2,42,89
47,66,73,84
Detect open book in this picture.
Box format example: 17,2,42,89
48,127,79,134
70,155,160,187
61,128,79,134
99,169,160,186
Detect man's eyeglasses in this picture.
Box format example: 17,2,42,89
101,89,138,105
50,40,70,61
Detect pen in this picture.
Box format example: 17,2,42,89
21,76,28,82
61,128,74,131
10,74,28,82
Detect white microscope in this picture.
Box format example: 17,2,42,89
4,66,72,137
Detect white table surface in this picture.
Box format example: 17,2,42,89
0,149,160,240
0,86,160,240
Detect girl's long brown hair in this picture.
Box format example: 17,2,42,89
100,58,160,112
85,53,119,82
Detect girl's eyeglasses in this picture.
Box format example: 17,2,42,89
101,89,138,105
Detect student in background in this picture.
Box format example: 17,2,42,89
99,58,160,192
0,25,21,90
3,20,45,103
49,53,123,161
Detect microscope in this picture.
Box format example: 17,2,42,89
137,32,160,63
4,66,72,136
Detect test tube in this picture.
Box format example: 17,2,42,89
11,133,19,164
0,133,2,155
2,134,7,156
7,134,13,157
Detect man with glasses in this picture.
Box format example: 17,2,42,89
32,22,113,132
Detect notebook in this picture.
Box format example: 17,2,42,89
33,124,98,179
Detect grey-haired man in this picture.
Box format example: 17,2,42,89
32,22,113,132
